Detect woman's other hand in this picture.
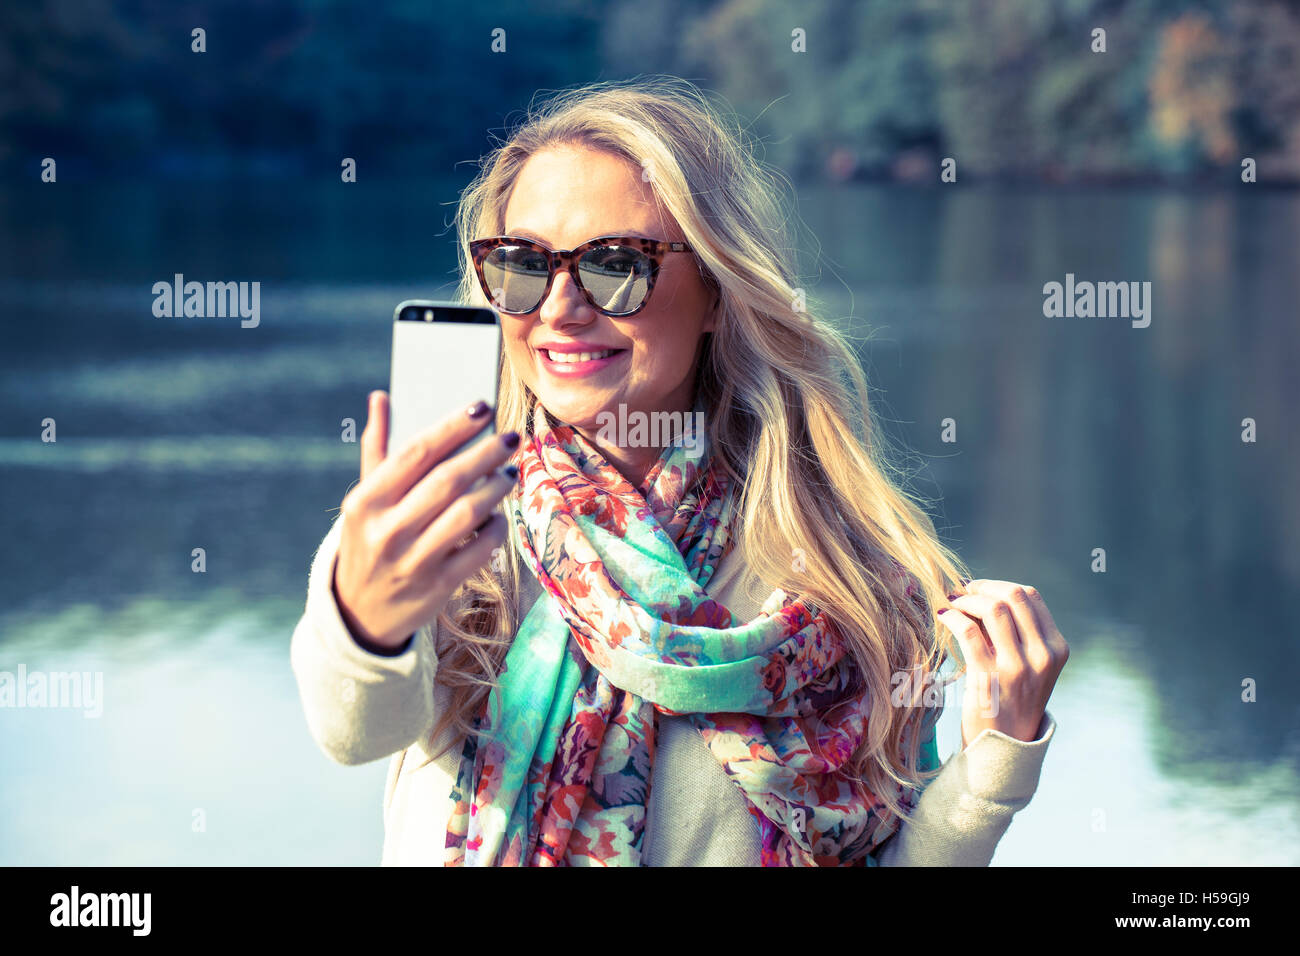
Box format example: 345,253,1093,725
937,580,1070,748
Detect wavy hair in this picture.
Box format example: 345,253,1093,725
422,75,972,825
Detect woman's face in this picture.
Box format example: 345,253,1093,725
497,144,717,443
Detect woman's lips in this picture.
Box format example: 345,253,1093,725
537,347,628,376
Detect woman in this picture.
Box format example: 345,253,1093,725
290,76,1067,866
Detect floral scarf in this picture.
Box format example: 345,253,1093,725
444,405,939,866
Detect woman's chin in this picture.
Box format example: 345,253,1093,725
537,391,620,430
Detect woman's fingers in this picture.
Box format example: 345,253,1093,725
961,579,1060,672
937,607,994,667
354,400,496,510
437,512,509,584
947,592,1029,665
937,607,1000,747
1018,584,1068,660
411,467,518,569
384,429,520,545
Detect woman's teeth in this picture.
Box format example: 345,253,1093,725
545,349,618,363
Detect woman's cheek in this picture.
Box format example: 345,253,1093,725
506,340,532,380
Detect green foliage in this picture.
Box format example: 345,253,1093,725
670,0,1300,182
2,0,1296,181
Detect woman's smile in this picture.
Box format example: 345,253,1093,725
534,340,630,377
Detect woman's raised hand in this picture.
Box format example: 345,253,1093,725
332,391,519,652
937,579,1070,748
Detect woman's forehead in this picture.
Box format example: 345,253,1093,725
504,148,679,242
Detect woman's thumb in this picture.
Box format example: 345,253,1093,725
360,390,389,480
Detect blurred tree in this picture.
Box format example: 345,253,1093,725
1226,0,1300,179
0,0,605,179
3,0,1298,182
1148,13,1237,171
670,0,941,180
658,0,1300,182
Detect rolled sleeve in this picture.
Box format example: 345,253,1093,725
875,710,1058,866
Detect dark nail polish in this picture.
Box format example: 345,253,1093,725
466,401,490,419
947,592,960,601
503,464,519,481
502,431,520,449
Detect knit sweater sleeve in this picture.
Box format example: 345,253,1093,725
289,516,440,766
871,709,1058,866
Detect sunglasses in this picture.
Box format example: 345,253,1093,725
469,234,695,317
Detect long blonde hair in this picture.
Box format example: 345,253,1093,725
425,75,971,824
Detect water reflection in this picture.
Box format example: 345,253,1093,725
0,597,387,865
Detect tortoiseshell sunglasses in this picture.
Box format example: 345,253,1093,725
469,234,695,318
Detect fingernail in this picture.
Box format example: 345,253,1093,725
947,592,960,601
502,431,520,449
467,400,490,419
503,464,519,481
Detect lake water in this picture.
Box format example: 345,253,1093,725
2,180,1297,864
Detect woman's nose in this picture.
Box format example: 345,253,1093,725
538,272,595,328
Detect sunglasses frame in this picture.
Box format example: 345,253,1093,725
468,234,694,318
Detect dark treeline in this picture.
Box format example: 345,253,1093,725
2,0,1298,183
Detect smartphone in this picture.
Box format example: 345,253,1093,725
386,300,501,461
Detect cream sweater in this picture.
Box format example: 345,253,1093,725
290,515,1058,866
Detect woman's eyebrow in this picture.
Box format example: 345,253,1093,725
503,227,549,244
504,227,653,245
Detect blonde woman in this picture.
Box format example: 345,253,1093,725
291,76,1067,866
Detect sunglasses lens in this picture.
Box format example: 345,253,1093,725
578,246,653,315
480,244,549,313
